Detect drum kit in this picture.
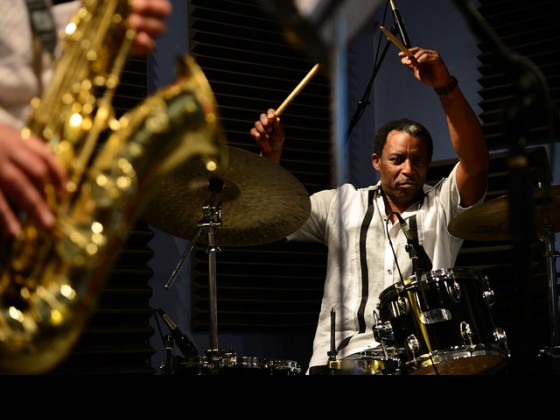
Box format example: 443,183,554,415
143,150,560,375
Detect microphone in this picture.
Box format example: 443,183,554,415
157,308,198,357
389,0,411,48
396,213,432,272
396,212,415,243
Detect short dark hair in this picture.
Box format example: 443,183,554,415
373,118,433,159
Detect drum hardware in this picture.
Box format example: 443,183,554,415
317,347,403,375
161,334,175,375
397,212,433,303
157,307,199,357
373,313,395,345
404,334,425,372
397,213,433,275
449,280,461,302
323,308,345,373
165,186,223,353
482,288,496,307
536,228,560,372
460,321,474,344
171,349,302,375
327,308,339,364
313,310,403,375
494,328,509,348
142,147,311,374
372,310,401,368
448,184,560,372
396,211,437,339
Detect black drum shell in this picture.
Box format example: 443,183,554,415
377,268,507,375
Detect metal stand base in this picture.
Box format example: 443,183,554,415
537,346,560,374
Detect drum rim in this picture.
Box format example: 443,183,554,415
379,267,485,301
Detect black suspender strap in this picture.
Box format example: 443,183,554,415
409,214,419,241
25,0,57,56
335,188,379,353
356,188,376,334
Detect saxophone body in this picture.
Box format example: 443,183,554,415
0,0,227,374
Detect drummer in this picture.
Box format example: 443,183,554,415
249,46,489,373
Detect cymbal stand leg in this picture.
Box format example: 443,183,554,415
164,227,204,290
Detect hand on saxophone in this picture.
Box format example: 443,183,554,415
127,0,173,56
0,125,68,238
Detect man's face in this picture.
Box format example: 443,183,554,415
371,129,430,211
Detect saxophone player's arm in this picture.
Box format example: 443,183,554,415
127,0,173,57
0,125,67,238
58,0,172,58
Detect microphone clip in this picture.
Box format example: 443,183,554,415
389,0,412,48
396,212,432,274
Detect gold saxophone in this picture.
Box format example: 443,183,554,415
0,0,228,374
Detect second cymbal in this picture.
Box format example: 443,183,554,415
448,185,560,241
141,147,311,247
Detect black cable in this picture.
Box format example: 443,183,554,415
385,211,404,283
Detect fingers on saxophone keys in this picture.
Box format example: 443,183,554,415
0,192,21,238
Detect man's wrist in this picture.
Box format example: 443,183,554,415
434,76,458,96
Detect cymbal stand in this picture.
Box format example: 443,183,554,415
538,228,560,369
164,183,223,354
535,184,560,371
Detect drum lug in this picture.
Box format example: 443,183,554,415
483,289,496,307
448,280,462,302
460,321,474,345
397,296,408,315
373,320,395,344
493,327,508,347
395,281,406,293
406,334,420,355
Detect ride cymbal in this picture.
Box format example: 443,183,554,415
141,147,311,247
448,185,560,241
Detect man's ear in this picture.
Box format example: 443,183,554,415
372,153,380,171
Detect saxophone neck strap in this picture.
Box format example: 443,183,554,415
25,0,57,56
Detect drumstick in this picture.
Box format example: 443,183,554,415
379,25,417,63
275,63,320,116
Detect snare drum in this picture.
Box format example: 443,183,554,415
377,268,509,375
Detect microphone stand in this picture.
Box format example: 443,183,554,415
347,26,399,137
405,238,433,280
405,241,420,276
405,238,433,326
